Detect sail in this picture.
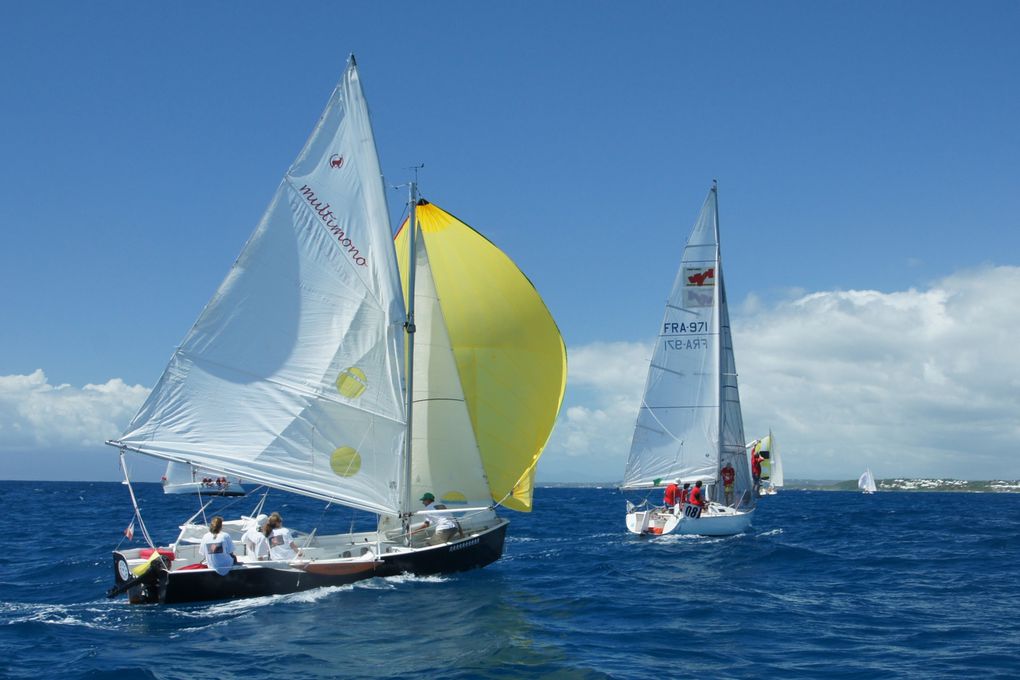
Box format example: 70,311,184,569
396,201,566,512
622,187,753,506
762,432,783,487
164,461,196,486
717,270,752,502
859,468,877,493
116,59,408,516
403,234,492,509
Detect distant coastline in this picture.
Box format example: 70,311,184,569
538,479,1020,492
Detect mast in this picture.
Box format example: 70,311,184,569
400,181,419,531
712,179,723,482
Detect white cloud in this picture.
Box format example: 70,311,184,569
540,342,650,481
539,265,1020,482
0,370,149,451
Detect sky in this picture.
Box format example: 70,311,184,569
2,2,1019,483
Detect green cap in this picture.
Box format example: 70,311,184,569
420,492,435,502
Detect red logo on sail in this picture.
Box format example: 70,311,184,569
686,268,715,286
329,154,344,169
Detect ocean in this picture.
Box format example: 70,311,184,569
1,481,1017,679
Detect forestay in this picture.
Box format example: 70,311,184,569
115,60,408,516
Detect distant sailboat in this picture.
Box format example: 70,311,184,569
106,57,566,605
750,431,782,496
622,183,755,537
858,468,877,494
161,461,247,497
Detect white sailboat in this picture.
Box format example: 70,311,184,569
106,56,566,604
858,468,878,494
160,461,247,497
622,184,755,537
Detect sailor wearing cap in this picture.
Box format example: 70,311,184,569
419,492,460,545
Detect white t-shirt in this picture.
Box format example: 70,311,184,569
268,527,297,560
423,504,458,532
199,531,235,575
242,526,269,560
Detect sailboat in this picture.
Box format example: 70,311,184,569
750,431,782,495
622,184,755,537
160,461,247,497
858,468,878,494
106,57,566,605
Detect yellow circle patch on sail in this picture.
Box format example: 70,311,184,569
336,367,367,399
330,447,362,477
441,491,468,505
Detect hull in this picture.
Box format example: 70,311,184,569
162,482,247,497
626,505,753,537
110,520,508,605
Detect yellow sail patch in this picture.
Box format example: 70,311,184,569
330,446,362,477
396,201,566,511
336,366,368,399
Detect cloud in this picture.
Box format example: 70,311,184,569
539,265,1020,482
540,342,650,482
0,370,149,451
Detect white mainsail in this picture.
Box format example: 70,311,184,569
766,433,784,488
115,59,408,516
622,187,754,507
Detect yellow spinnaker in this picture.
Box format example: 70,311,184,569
396,201,566,511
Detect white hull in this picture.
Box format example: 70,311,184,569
162,482,247,496
626,504,753,537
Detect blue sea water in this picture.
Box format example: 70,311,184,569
1,482,1018,679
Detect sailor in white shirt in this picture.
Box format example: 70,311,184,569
241,515,269,561
199,516,236,575
418,492,461,545
265,512,302,560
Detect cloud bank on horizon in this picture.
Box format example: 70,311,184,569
2,265,1019,482
544,264,1020,482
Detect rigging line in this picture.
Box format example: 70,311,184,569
119,449,156,550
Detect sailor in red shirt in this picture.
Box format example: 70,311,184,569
663,482,680,511
685,480,705,518
720,462,736,506
751,447,764,495
680,482,690,505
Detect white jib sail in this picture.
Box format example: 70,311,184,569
407,238,492,508
117,59,408,516
623,190,722,489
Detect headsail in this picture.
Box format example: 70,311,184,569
622,187,753,507
395,201,567,511
115,59,408,516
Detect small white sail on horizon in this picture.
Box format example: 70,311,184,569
859,468,878,494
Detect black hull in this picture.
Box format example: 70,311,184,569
111,521,508,605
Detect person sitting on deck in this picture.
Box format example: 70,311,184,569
264,512,302,560
685,481,705,519
199,515,236,575
242,516,269,561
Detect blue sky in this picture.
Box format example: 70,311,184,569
2,2,1019,483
